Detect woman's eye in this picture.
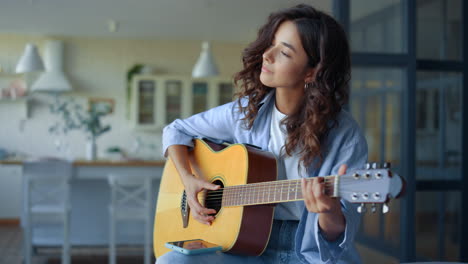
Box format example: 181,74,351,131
281,51,291,58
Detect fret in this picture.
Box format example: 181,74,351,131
295,180,299,200
273,182,277,202
242,186,245,205
254,184,257,205
266,183,270,204
279,183,283,201
270,182,273,203
239,186,242,206
254,184,258,205
281,182,286,201
262,183,265,204
251,184,254,205
257,184,262,204
253,184,256,205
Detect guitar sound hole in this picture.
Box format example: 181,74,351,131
205,180,224,216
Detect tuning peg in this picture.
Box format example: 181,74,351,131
371,203,376,213
365,163,371,170
382,203,389,214
357,203,367,213
372,162,379,169
383,162,391,169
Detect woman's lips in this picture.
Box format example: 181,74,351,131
261,66,273,73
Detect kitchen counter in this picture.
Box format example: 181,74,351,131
1,159,166,247
0,159,166,167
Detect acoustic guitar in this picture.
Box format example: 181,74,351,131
153,139,404,257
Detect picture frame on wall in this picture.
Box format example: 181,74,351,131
88,97,115,115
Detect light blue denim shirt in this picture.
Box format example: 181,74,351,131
162,90,368,264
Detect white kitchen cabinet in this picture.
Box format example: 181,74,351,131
131,75,235,131
0,165,22,218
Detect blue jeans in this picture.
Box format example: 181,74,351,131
156,220,301,264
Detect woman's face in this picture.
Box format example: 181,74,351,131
260,20,313,90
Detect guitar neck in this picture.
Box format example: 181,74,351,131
218,175,338,207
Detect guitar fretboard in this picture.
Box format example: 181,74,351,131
218,176,337,207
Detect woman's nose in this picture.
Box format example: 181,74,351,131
263,48,274,64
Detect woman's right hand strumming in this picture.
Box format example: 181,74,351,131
167,145,220,226
180,172,220,225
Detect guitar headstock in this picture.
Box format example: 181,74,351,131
337,162,404,214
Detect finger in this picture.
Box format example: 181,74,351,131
301,178,310,205
301,178,313,202
338,164,347,176
304,178,318,209
187,196,205,214
301,178,307,198
312,178,323,199
195,217,213,226
204,182,221,191
188,197,216,216
191,210,215,225
200,207,217,215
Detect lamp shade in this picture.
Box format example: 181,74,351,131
192,41,219,78
31,40,72,92
15,43,45,73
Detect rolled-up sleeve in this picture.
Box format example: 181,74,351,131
297,138,368,264
162,101,239,157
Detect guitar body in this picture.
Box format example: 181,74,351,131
153,139,278,257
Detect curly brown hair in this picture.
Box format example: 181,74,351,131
233,4,350,169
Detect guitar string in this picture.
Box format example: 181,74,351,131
190,178,379,205
199,178,336,195
188,172,380,196
204,190,374,207
199,176,372,196
205,181,368,200
202,180,370,203
201,182,337,200
200,178,369,200
202,187,337,204
203,182,374,205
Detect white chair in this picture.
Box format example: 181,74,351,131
23,160,72,264
108,174,152,264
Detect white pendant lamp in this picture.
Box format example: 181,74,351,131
192,41,219,78
15,43,45,73
31,40,72,92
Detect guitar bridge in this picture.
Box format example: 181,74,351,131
180,190,190,228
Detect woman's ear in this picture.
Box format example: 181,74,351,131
304,68,316,83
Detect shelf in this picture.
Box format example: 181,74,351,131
0,96,30,119
0,96,30,102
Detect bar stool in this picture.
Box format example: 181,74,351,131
23,160,72,264
108,174,152,264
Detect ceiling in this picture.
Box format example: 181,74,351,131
0,0,331,43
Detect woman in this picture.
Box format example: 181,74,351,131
157,4,367,264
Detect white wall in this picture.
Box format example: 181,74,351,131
0,34,246,159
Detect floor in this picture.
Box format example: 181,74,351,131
0,225,154,264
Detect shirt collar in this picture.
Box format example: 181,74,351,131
259,90,275,108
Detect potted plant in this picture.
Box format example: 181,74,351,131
49,96,111,160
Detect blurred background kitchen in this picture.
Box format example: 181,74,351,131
0,0,467,263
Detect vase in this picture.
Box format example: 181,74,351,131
86,137,97,160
